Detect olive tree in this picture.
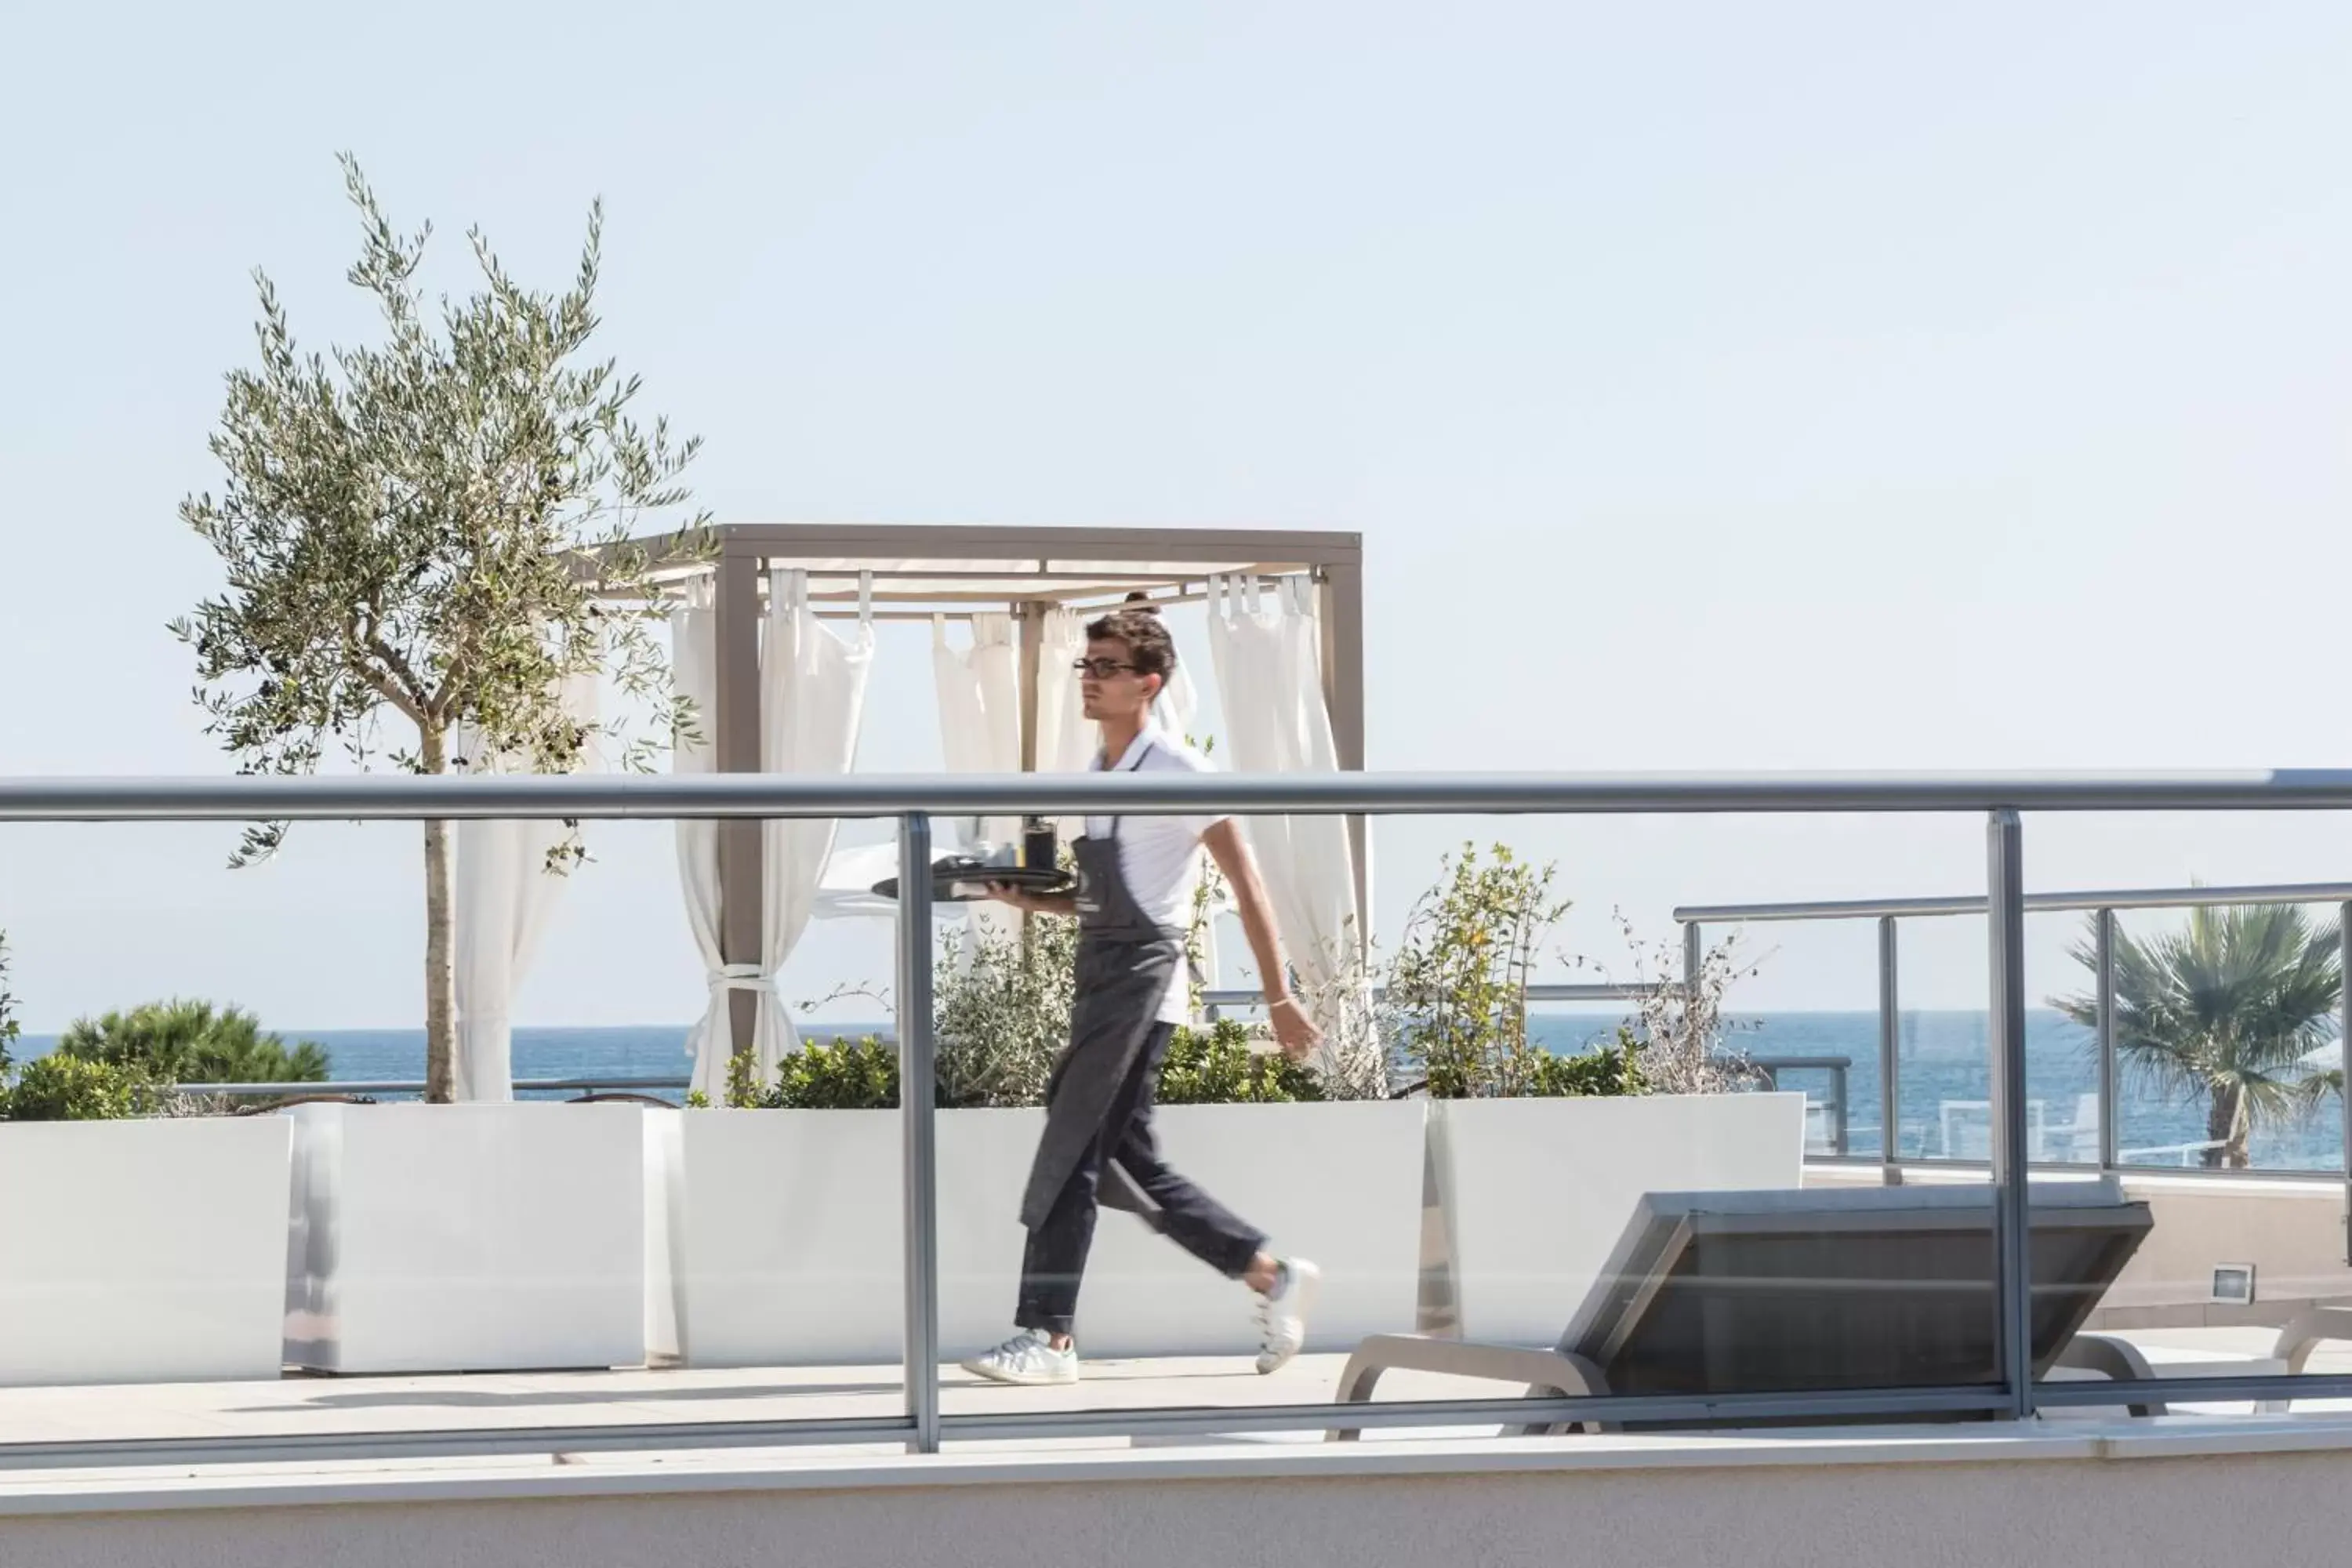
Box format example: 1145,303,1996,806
175,156,706,1101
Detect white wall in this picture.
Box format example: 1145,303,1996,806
12,1444,2352,1568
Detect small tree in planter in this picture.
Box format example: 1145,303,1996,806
174,156,706,1102
1387,844,1582,1098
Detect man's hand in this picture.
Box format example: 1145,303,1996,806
985,883,1076,918
1268,997,1323,1062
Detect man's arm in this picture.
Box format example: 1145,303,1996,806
1203,819,1323,1061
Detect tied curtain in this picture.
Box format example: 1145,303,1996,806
1203,575,1362,1039
675,570,874,1102
451,669,602,1102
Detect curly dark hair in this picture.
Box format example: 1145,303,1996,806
1084,599,1176,680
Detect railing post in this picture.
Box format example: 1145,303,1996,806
898,812,941,1454
2096,909,2118,1172
1830,1062,1850,1158
1987,810,2034,1420
1682,920,1701,994
1878,916,1901,1186
2340,905,2350,1266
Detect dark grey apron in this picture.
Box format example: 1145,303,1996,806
1018,746,1186,1231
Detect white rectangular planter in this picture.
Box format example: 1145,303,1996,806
664,1101,1426,1367
285,1102,648,1374
0,1116,293,1387
662,1106,1040,1368
1428,1092,1808,1347
1081,1101,1427,1356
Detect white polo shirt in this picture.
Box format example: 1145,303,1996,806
1085,724,1227,1025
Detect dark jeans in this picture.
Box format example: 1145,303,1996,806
1015,1022,1267,1338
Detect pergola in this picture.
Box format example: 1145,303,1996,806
633,523,1368,1064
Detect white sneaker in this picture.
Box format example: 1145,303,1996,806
960,1329,1080,1387
1255,1258,1320,1374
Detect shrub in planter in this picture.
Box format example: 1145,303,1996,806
699,1021,1323,1111
1156,1017,1323,1105
759,1036,902,1110
1521,1027,1645,1098
4,1054,158,1121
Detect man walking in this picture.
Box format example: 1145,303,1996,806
960,604,1325,1387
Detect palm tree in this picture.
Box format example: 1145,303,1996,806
58,1000,329,1086
2053,904,2341,1168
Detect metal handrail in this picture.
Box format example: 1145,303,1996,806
12,767,2352,1461
188,1075,692,1099
11,768,2352,819
1674,878,2352,924
1672,876,2352,1245
1200,982,1658,1012
1202,985,1855,1152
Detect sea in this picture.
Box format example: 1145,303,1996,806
18,1010,2347,1172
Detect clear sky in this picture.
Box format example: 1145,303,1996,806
3,2,2350,1033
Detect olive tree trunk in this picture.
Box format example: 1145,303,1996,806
420,726,458,1103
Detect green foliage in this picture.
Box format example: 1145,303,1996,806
1156,1018,1323,1105
0,932,17,1080
1387,844,1574,1098
3,1054,156,1122
170,156,709,1101
724,1022,1327,1111
757,1036,903,1110
173,154,708,819
59,1000,328,1085
2055,904,2342,1168
1521,1028,1646,1098
934,915,1081,1109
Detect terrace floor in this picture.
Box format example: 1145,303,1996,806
2,1327,2348,1465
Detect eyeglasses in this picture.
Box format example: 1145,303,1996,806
1072,658,1139,680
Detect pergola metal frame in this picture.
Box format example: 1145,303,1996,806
635,523,1368,1062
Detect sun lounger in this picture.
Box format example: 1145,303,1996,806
2055,1301,2352,1417
1333,1180,2153,1438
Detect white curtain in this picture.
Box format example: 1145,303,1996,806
1032,607,1093,777
674,572,874,1103
670,579,731,1102
451,669,601,1102
757,568,874,1077
933,612,1024,947
1157,654,1201,743
1204,575,1363,1036
1029,608,1093,844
